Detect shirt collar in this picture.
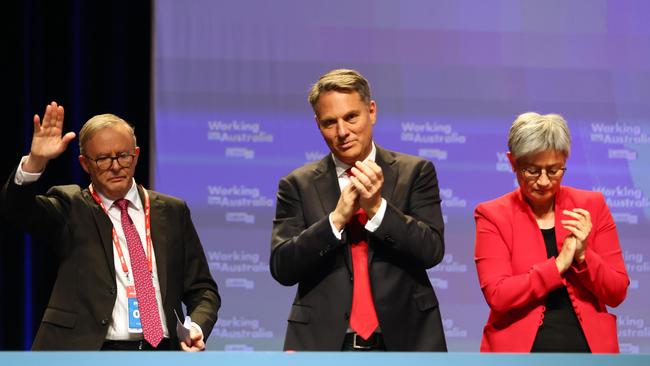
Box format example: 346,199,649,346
332,142,377,178
95,179,142,211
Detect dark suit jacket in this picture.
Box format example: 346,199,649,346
0,170,221,350
270,146,447,351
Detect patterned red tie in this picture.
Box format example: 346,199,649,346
115,199,164,348
345,170,379,339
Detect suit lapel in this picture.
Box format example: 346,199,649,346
375,146,397,203
84,189,117,280
138,186,169,304
313,155,352,273
514,189,551,264
140,186,170,305
368,146,397,264
313,156,340,215
553,187,571,254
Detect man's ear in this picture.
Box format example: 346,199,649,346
78,155,90,174
132,146,141,167
368,100,377,125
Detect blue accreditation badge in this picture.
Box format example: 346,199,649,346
126,285,143,333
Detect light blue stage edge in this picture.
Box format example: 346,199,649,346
1,352,649,366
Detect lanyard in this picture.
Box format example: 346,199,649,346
89,184,153,275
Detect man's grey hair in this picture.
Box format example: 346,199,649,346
308,69,372,111
508,112,571,159
79,114,137,155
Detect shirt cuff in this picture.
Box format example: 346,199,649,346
365,198,387,232
329,213,344,240
15,155,43,185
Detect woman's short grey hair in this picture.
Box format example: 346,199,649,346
508,112,571,159
79,114,137,155
308,69,372,111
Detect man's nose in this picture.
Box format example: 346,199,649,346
109,157,121,170
336,120,349,137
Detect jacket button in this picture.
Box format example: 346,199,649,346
350,276,354,282
538,319,543,326
110,288,117,295
344,312,350,320
101,318,109,326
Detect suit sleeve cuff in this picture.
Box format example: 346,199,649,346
572,247,596,274
538,257,565,289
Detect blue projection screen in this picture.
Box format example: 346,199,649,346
154,0,650,352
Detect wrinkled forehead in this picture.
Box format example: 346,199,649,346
314,90,368,118
84,125,136,155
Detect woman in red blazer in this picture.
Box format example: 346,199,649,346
474,112,629,353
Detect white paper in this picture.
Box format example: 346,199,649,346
174,309,192,343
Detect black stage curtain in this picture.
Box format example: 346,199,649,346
1,0,151,350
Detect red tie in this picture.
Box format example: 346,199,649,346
115,199,164,348
345,170,379,339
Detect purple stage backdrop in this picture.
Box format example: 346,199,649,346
153,0,650,352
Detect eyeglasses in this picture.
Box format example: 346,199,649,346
521,166,567,181
85,152,136,170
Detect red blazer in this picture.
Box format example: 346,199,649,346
474,186,629,353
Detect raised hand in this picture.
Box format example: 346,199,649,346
561,208,592,264
556,235,577,274
23,101,76,173
331,182,360,231
349,160,384,218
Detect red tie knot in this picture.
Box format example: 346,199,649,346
115,198,130,212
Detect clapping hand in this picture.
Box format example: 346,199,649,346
348,160,384,219
561,208,592,264
331,183,360,231
556,235,577,274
